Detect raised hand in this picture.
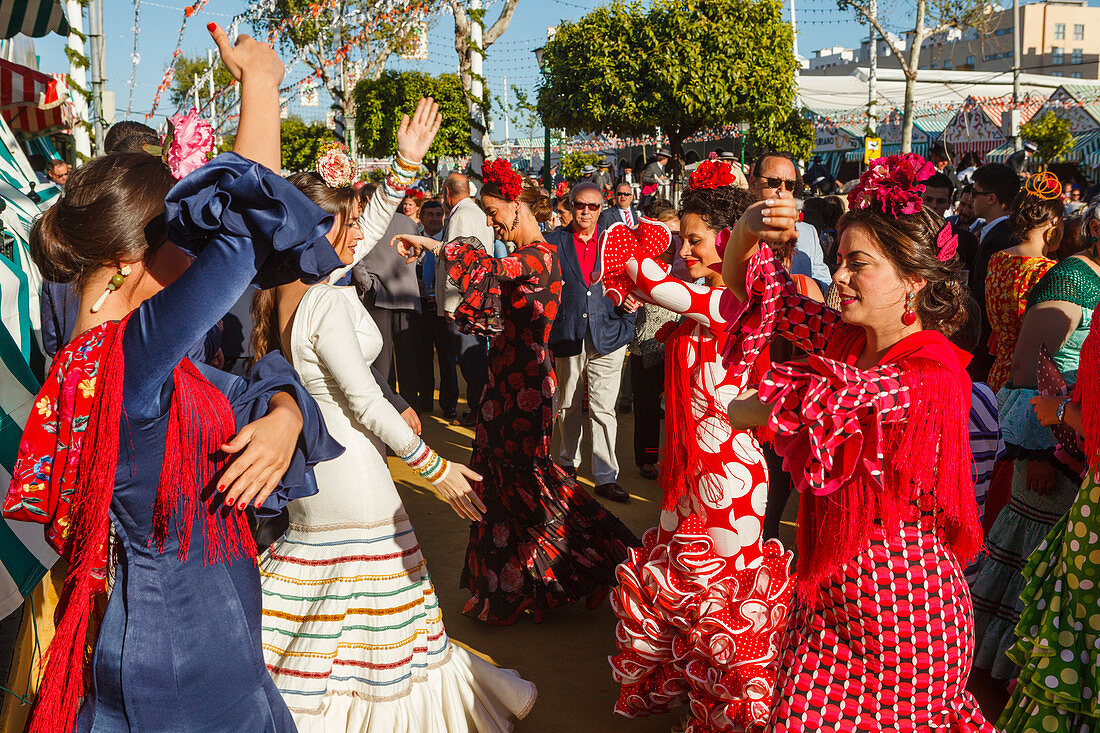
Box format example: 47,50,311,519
396,97,443,165
391,233,441,262
207,23,283,88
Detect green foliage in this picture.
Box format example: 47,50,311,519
168,54,235,110
747,108,815,160
281,117,337,173
560,151,602,180
1020,112,1075,163
536,0,797,163
353,70,468,167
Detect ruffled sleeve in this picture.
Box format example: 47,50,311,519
442,237,553,336
760,355,910,496
222,351,343,516
719,244,848,379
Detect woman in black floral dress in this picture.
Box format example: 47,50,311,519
394,160,638,625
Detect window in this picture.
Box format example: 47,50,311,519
1072,72,1083,78
1075,24,1085,40
944,59,952,69
1053,46,1064,64
1055,23,1065,40
966,55,975,66
1053,71,1065,77
1073,48,1083,64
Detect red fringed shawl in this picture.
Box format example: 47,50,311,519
1075,303,1100,479
3,316,256,733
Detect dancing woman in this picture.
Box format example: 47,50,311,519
720,154,993,730
3,28,342,731
254,102,536,731
392,159,637,626
597,161,793,731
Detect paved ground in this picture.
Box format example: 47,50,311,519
389,399,799,731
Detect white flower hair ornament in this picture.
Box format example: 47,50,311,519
316,142,357,187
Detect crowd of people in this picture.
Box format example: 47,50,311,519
2,25,1100,733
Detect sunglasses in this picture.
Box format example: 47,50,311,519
971,188,993,197
574,202,602,212
761,177,797,192
615,192,632,197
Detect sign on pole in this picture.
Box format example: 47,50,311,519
864,136,881,164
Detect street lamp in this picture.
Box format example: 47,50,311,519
534,47,552,191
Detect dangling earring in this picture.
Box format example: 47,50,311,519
901,291,916,326
512,208,520,231
90,264,131,313
1044,227,1058,247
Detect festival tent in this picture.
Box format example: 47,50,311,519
0,0,69,39
876,109,956,158
939,94,1046,161
0,57,77,141
986,84,1100,167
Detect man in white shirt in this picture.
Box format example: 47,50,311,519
598,183,640,229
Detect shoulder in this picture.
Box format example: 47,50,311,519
301,284,360,331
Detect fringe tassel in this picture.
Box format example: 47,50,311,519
1076,314,1100,479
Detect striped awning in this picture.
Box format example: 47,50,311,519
0,58,75,138
986,129,1100,165
0,0,69,39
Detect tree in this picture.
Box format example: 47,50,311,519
536,0,797,170
168,54,235,126
443,0,520,177
256,0,443,157
839,0,989,152
281,116,337,173
353,70,468,174
560,151,602,181
748,108,815,160
1020,112,1075,165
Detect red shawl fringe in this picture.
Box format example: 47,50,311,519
1076,309,1100,479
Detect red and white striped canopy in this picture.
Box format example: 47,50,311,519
0,58,75,138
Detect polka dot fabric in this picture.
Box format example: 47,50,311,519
770,520,994,732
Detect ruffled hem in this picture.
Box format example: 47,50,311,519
998,385,1059,453
443,237,504,337
609,517,793,732
460,458,638,623
595,219,673,306
285,643,537,733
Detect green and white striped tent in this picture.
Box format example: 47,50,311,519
0,0,69,40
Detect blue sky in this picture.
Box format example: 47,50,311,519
27,0,999,137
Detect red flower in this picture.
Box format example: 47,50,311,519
500,560,524,592
689,160,735,190
847,153,934,218
483,158,523,200
517,388,542,411
555,181,571,197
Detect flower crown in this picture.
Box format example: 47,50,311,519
405,188,425,200
1024,171,1061,200
143,107,214,180
847,153,934,219
482,158,523,200
316,142,357,188
689,159,735,190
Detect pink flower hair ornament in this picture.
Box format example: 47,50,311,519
847,153,935,219
316,142,358,188
482,158,523,201
143,107,215,180
935,222,959,262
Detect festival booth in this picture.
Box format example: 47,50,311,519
808,107,864,179
940,94,1045,164
987,84,1100,169
0,57,71,207
876,109,956,159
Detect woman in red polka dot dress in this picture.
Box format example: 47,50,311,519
719,154,994,731
598,166,794,732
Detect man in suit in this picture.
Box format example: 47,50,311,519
579,164,598,185
599,182,640,229
616,162,638,197
921,172,979,272
437,172,493,425
548,182,637,502
592,160,614,198
639,149,671,208
968,162,1021,381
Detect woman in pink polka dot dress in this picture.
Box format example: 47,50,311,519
598,173,794,732
720,154,994,731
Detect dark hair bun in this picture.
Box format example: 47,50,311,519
521,178,552,223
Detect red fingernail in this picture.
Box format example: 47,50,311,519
217,484,225,492
207,22,217,32
226,497,234,507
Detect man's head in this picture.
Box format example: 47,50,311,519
970,163,1020,221
613,183,634,211
622,164,632,175
929,141,954,171
47,159,70,186
920,172,954,217
420,199,445,236
955,186,977,226
443,172,470,210
554,196,573,229
749,151,800,202
104,121,160,154
569,182,602,235
655,149,670,165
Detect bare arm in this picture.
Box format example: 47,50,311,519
210,24,283,171
1009,300,1081,387
721,199,799,301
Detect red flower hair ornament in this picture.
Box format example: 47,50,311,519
482,158,523,201
847,153,934,218
555,180,571,198
405,188,425,200
689,159,735,190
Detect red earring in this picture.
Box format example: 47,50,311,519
901,292,917,326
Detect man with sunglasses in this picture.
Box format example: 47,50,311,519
547,182,637,502
598,183,640,229
748,151,830,290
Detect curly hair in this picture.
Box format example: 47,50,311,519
1008,186,1063,247
837,206,968,336
678,186,753,232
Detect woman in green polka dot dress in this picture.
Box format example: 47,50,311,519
999,300,1100,733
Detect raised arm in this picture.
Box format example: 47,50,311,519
721,199,799,302
624,256,725,329
210,24,282,172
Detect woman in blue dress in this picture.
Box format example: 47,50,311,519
3,27,342,731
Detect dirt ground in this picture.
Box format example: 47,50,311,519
389,399,799,732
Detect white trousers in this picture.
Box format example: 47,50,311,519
554,335,627,485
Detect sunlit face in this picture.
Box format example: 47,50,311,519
420,204,444,236
401,197,420,218
750,156,797,202
555,202,573,229
678,213,721,280
482,194,521,242
571,188,602,232
48,162,70,185
614,185,634,210
832,224,923,330
921,186,951,217
328,200,364,265
956,192,977,224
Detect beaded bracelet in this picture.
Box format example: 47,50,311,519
398,438,451,485
394,152,422,173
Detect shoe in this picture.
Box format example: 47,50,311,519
595,482,629,502
452,410,476,427
443,409,457,421
639,464,659,480
559,464,577,480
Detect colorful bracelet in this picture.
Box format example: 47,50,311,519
398,439,451,485
394,152,422,173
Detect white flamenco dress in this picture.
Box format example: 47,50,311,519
258,178,536,731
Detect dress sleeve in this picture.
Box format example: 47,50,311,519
624,256,725,329
123,153,339,419
759,354,910,496
307,288,421,456
327,174,406,285
441,237,553,335
214,351,344,516
719,244,847,377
